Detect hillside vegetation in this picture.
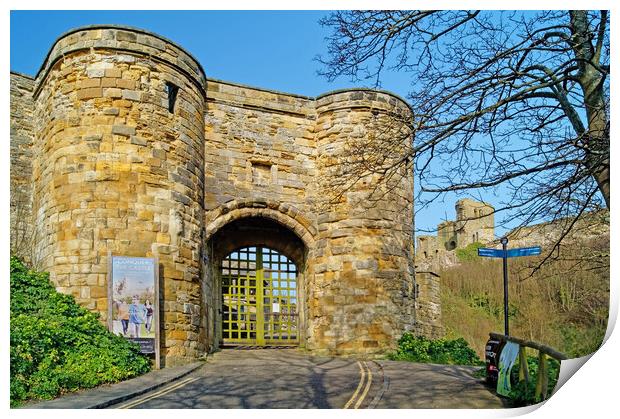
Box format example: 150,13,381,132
440,235,609,359
10,257,151,407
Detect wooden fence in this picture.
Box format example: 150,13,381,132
490,332,568,400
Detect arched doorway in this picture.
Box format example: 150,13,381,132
204,214,309,350
221,246,298,346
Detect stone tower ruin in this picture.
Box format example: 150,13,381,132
10,25,443,366
416,198,495,261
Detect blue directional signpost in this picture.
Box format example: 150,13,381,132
478,238,541,336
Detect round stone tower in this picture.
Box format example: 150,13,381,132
311,89,416,355
30,25,206,365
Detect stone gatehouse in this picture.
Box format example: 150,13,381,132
10,25,442,366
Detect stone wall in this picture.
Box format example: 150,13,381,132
416,235,438,259
506,210,609,248
437,221,458,251
10,24,442,364
415,271,444,338
203,79,316,214
10,73,35,262
202,80,318,352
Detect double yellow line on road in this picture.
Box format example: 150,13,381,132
120,360,372,409
117,376,200,409
343,361,372,409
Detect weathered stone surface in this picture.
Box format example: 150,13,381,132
10,73,35,263
11,25,441,366
77,87,102,100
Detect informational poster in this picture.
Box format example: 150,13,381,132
108,255,159,358
496,341,520,396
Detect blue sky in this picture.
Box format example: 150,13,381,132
9,9,503,236
11,11,337,94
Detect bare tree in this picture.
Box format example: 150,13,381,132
318,10,609,249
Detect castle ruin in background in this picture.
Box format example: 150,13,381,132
416,199,495,260
10,25,443,366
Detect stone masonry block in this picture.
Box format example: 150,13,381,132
130,136,147,146
116,79,136,89
87,68,105,78
104,88,122,98
101,77,118,88
76,87,103,100
78,78,101,89
116,30,137,42
111,125,136,137
122,90,141,101
103,107,120,115
105,68,122,78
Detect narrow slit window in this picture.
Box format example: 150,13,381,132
165,82,179,113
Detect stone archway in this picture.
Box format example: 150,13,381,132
204,199,316,249
202,202,315,351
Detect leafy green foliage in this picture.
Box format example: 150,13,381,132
507,356,561,406
10,257,150,407
455,242,483,262
388,333,483,366
559,324,604,358
468,294,518,318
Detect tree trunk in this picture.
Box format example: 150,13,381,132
570,11,610,208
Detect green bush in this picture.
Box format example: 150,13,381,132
507,355,561,406
559,324,605,358
10,257,151,407
455,242,484,262
468,294,519,318
388,333,483,366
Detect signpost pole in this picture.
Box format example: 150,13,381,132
501,237,509,336
478,242,540,338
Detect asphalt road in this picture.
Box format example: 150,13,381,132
109,349,506,409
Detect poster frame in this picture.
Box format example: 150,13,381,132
107,252,160,369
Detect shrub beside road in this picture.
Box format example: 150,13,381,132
10,257,150,407
388,333,483,366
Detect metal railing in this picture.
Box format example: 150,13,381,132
490,332,568,400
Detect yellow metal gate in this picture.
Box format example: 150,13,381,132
221,246,298,346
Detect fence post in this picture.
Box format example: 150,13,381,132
518,346,529,385
534,351,548,401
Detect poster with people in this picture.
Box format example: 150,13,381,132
109,256,158,354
